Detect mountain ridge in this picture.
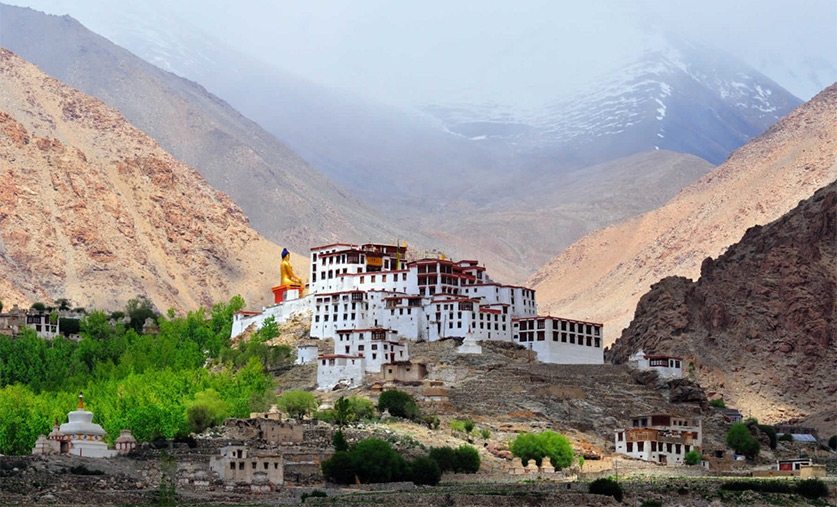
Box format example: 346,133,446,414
528,82,837,341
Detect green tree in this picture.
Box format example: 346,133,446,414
378,389,419,420
757,424,777,450
0,299,3,313
186,389,230,433
685,450,701,465
710,399,726,408
55,299,71,311
30,302,46,313
124,298,157,334
726,423,760,459
321,450,355,484
410,456,441,485
510,430,574,468
350,438,406,484
454,445,480,473
578,455,585,469
429,447,458,473
277,390,317,420
348,396,376,420
333,396,352,426
333,430,349,452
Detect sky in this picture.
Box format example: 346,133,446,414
9,0,837,106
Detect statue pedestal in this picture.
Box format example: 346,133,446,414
272,285,302,304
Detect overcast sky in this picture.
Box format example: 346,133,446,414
10,0,837,105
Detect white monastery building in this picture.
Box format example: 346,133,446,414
629,349,684,379
231,242,604,389
614,414,702,465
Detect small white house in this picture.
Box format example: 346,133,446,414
629,349,683,378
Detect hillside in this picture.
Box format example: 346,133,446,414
0,4,425,255
0,48,305,312
608,179,836,433
528,83,837,341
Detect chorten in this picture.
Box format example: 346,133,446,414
58,393,117,458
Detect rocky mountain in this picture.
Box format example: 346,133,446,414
528,83,837,341
608,179,836,433
425,36,802,167
0,3,425,255
0,48,306,312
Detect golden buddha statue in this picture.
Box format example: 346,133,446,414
280,248,304,289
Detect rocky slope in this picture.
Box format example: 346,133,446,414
528,83,837,340
0,48,305,312
0,4,426,255
608,179,836,433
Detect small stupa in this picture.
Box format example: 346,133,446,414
59,393,117,458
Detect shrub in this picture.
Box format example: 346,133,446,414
301,490,327,503
449,420,466,433
30,302,46,313
757,424,777,450
378,390,419,420
720,480,793,494
796,478,829,499
333,396,352,426
463,420,474,433
828,435,837,450
350,438,407,483
778,433,794,443
185,389,230,433
410,456,441,486
480,428,491,440
321,450,355,484
710,399,726,408
455,445,480,473
333,430,349,452
510,430,574,469
278,390,317,420
348,396,376,420
428,445,480,474
429,446,459,473
578,455,585,469
69,465,104,476
726,423,759,459
423,415,440,429
59,318,81,336
589,477,623,501
684,449,701,465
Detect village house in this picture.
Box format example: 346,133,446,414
209,445,283,489
232,241,605,389
614,414,702,465
773,425,819,443
628,349,683,378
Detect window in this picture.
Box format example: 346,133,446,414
561,332,567,342
627,442,633,452
637,442,644,452
651,442,657,452
230,462,235,470
617,432,623,441
537,331,545,341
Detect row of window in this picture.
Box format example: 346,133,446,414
517,319,601,336
516,331,601,347
625,441,691,455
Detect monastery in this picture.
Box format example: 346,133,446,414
232,243,603,389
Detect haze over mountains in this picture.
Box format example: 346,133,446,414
2,3,810,284
529,84,837,342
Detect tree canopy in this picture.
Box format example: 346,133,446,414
510,430,574,468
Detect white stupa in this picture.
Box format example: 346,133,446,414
59,393,117,458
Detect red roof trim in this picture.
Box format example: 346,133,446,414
317,354,362,360
311,243,357,251
234,311,261,315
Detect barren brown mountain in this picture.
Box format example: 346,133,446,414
608,179,836,433
528,83,837,342
0,49,305,312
